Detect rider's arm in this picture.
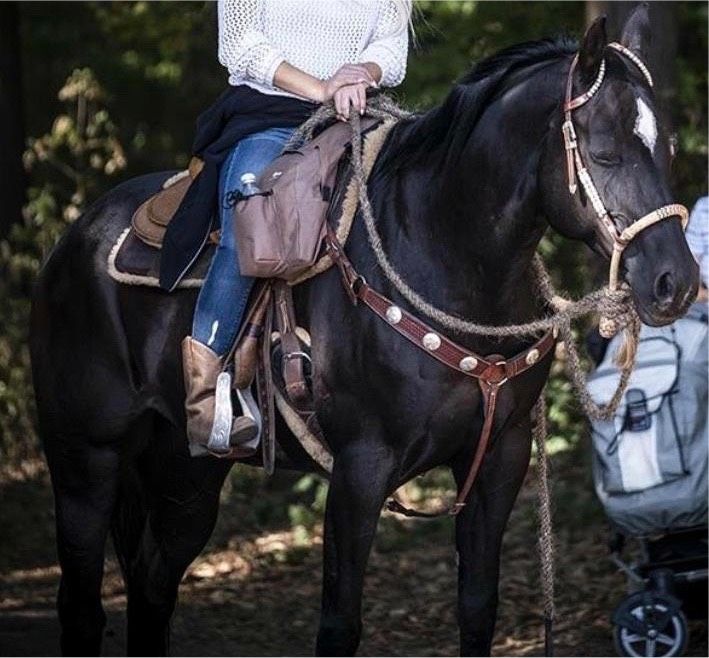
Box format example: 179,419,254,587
271,63,329,104
358,0,410,88
218,0,377,103
218,0,286,90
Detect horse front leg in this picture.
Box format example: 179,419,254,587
316,439,397,657
454,418,533,657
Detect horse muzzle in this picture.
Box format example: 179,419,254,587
628,253,699,327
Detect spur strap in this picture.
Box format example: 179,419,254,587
326,229,556,517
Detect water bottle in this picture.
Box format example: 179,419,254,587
240,172,261,197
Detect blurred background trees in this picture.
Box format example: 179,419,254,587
0,1,706,464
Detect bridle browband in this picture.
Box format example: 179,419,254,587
562,41,688,336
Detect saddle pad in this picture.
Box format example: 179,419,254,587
108,226,214,289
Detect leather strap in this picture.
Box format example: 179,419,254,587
561,44,689,335
325,227,556,385
273,281,312,411
356,282,556,383
325,228,556,517
223,280,273,369
257,299,276,475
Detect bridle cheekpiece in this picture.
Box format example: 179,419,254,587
562,42,688,337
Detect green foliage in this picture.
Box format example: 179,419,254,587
674,1,709,206
398,1,584,109
288,474,329,542
0,69,126,462
20,1,221,177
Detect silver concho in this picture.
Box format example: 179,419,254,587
459,356,478,372
525,348,540,365
385,305,402,324
422,332,442,351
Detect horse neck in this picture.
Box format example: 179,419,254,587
371,59,565,327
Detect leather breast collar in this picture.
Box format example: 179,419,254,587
326,226,556,517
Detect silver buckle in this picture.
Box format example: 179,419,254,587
283,350,312,365
562,120,577,150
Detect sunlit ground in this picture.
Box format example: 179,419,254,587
1,449,706,657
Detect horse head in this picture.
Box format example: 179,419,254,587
540,4,699,327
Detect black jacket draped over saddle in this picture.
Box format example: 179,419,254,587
159,85,315,291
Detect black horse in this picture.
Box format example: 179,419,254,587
30,8,697,656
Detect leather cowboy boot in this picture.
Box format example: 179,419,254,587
181,336,257,451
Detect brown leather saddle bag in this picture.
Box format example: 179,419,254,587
233,118,377,280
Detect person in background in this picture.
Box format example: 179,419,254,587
174,0,411,451
685,195,708,307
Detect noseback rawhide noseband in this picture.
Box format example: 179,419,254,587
562,41,688,337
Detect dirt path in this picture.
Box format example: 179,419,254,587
1,451,706,656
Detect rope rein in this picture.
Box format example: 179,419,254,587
533,396,555,657
292,96,639,422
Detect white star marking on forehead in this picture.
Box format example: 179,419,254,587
634,97,658,154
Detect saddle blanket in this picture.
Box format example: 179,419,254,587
108,225,213,289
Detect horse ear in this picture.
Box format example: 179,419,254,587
578,15,608,83
620,2,651,59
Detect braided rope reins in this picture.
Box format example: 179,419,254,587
292,99,641,421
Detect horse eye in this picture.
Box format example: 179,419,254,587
590,150,621,166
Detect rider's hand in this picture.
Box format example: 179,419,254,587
334,82,369,121
320,64,378,103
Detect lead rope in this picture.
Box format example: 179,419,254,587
533,395,555,656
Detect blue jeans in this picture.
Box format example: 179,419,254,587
192,126,295,356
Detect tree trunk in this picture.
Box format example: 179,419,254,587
0,1,26,238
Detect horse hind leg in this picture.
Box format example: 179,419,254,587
44,435,120,656
111,461,172,657
111,416,232,656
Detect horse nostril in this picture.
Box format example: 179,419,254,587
654,271,676,305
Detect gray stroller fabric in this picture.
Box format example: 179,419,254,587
588,304,708,536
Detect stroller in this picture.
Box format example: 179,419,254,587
588,304,708,657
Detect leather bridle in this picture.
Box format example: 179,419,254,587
561,41,688,336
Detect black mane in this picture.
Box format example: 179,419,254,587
457,36,576,86
382,37,578,170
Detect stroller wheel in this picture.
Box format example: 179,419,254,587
612,591,689,657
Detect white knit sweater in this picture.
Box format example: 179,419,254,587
217,0,409,98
